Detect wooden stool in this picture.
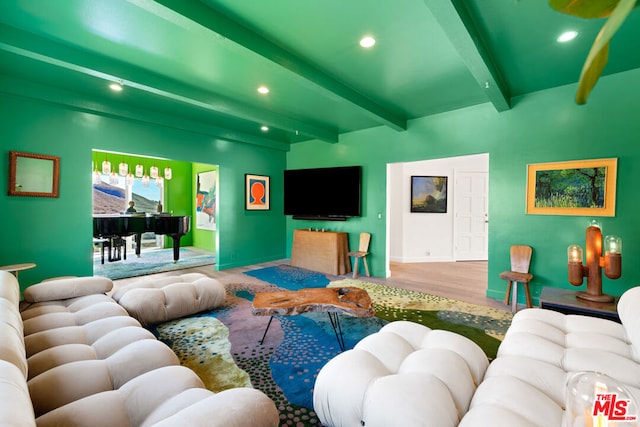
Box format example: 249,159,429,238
500,271,534,313
348,232,371,278
500,245,534,313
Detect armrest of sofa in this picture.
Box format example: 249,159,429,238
34,366,278,427
149,388,280,427
0,360,36,427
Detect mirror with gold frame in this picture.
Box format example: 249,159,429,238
8,151,60,198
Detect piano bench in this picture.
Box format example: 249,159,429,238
93,238,109,264
108,237,127,262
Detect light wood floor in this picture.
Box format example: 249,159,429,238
113,257,508,311
373,261,506,310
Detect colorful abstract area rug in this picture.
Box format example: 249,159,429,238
149,265,512,426
93,247,215,280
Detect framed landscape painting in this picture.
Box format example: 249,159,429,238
411,176,448,213
526,158,617,216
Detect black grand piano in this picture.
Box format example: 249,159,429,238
93,214,191,262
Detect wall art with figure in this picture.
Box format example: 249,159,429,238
245,174,270,211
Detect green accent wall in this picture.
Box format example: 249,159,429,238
3,69,639,306
0,92,286,292
287,68,640,306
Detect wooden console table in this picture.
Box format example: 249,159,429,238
290,229,351,275
540,287,620,323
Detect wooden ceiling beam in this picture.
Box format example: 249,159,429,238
424,0,511,112
152,0,408,132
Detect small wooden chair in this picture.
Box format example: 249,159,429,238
500,245,534,312
348,232,371,278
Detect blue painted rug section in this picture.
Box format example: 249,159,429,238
268,313,385,410
240,265,387,421
244,265,332,290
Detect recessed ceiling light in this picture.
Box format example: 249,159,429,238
359,36,376,48
109,82,123,92
260,125,269,132
257,86,269,94
557,31,578,43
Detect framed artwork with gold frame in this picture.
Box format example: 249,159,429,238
526,158,617,216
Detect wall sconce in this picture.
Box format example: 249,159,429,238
567,222,621,302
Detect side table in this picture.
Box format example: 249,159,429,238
0,263,36,279
539,287,620,323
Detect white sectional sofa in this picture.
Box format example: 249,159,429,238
0,270,279,427
314,286,640,427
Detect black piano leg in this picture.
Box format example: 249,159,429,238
169,234,182,263
135,233,142,257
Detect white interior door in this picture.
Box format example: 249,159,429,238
454,171,488,261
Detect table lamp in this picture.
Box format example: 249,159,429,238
567,221,621,303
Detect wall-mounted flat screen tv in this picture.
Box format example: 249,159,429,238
284,166,362,220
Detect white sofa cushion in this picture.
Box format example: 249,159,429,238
23,276,113,303
313,321,489,427
112,273,226,325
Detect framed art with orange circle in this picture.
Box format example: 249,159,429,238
245,174,270,211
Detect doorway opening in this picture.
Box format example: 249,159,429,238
91,150,219,279
385,153,489,294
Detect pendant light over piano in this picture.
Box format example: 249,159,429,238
92,162,102,185
101,159,111,175
118,161,128,176
109,171,119,185
93,151,173,187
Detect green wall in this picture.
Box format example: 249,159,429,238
287,68,640,305
3,69,639,305
0,92,287,291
